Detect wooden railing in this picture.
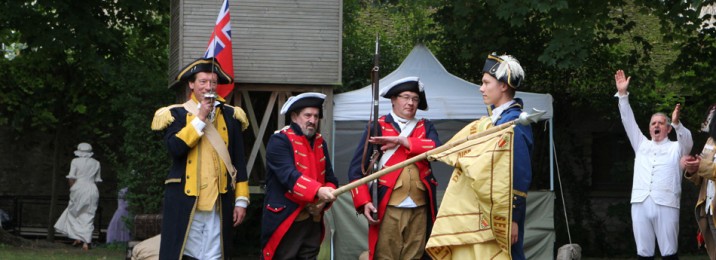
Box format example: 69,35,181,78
0,195,115,241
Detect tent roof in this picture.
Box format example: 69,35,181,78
334,44,553,121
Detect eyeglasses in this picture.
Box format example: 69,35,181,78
196,79,218,87
397,94,420,103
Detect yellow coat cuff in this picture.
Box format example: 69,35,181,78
235,181,250,200
176,113,202,147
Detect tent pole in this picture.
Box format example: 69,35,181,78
550,118,554,191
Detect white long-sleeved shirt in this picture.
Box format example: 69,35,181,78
617,92,693,209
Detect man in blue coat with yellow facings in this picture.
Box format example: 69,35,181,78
261,92,338,260
151,57,250,260
479,54,534,260
425,53,533,260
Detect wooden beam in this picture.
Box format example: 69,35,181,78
235,83,337,92
241,90,266,177
276,92,287,129
245,92,277,176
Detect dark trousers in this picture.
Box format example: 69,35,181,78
274,218,322,260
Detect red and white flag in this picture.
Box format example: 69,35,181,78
204,0,235,98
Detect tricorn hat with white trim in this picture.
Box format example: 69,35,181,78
280,92,326,118
379,76,428,111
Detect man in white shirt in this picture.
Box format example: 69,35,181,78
615,69,693,260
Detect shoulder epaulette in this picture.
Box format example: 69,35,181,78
151,104,183,131
275,125,290,134
224,105,249,131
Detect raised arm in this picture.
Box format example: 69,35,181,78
671,103,693,156
614,70,645,152
615,70,630,96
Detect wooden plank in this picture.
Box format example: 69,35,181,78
174,0,341,85
233,51,339,58
182,40,339,50
236,71,340,76
236,1,339,8
234,15,340,23
235,77,341,85
235,26,339,33
230,60,340,66
185,39,340,49
320,86,334,149
240,90,266,177
236,84,333,92
245,91,276,176
276,92,287,128
235,76,339,82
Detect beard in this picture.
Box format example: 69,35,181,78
302,123,316,138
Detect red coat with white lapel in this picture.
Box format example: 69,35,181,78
347,114,441,260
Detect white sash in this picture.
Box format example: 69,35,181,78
183,101,238,188
378,118,419,168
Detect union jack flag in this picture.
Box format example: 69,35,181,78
204,0,235,98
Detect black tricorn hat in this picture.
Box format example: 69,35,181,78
170,58,233,88
280,92,326,118
379,76,428,111
482,53,524,89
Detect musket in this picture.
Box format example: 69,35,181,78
367,34,380,221
334,109,546,197
357,35,381,221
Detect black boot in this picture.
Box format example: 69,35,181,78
637,256,655,260
662,253,679,260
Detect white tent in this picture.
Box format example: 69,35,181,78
326,44,555,259
333,45,553,121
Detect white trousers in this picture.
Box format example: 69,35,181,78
184,208,222,260
631,196,679,257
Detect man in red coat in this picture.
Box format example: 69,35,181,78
261,92,338,260
348,77,441,259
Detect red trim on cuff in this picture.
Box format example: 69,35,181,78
325,182,337,190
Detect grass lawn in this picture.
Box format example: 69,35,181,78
0,243,126,260
583,255,706,260
0,242,709,260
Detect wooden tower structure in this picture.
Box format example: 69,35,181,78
169,0,342,189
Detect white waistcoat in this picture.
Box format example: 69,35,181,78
616,92,693,209
631,139,682,208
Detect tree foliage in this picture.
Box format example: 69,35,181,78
342,0,442,92
0,0,172,215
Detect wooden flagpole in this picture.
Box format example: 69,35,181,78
331,109,545,197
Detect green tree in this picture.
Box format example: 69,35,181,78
0,0,171,240
342,0,442,92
